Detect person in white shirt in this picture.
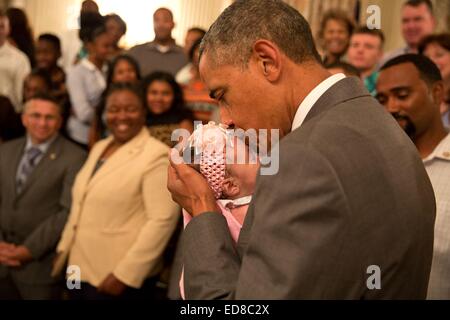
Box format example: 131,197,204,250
376,54,450,299
66,25,112,147
0,10,31,113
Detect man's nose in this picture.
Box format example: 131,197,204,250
386,98,400,114
219,107,233,126
116,109,128,120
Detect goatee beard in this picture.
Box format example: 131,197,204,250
391,113,416,139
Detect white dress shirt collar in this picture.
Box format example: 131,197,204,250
81,58,108,74
25,134,58,155
423,133,450,163
291,73,346,132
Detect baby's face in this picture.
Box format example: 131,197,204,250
225,139,259,197
226,162,259,195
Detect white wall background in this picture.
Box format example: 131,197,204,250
21,0,231,47
18,0,231,69
8,0,450,69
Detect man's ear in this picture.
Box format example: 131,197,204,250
21,112,27,128
222,177,240,198
431,81,445,107
252,40,282,82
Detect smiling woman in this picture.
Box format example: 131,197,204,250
103,83,146,146
54,82,180,300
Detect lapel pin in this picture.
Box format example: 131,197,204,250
50,153,57,160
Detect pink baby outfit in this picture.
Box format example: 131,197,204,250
179,198,250,299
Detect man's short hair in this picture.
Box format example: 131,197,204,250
153,7,173,21
199,0,321,68
380,54,442,87
404,0,434,15
38,33,61,53
325,61,361,78
24,92,63,114
352,26,385,47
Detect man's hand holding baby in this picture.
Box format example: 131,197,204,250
168,148,220,217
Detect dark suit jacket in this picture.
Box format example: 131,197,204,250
0,96,24,143
182,77,436,299
0,135,86,285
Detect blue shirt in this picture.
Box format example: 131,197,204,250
16,134,58,182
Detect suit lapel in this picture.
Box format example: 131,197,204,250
10,138,26,200
86,128,148,192
15,136,62,200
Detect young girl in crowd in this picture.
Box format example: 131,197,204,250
143,71,194,147
66,25,112,148
22,69,52,103
35,34,67,104
88,54,141,147
179,121,260,299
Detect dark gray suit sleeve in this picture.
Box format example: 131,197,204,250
184,212,241,299
23,151,85,259
183,143,351,299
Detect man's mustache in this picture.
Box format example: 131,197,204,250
391,112,416,138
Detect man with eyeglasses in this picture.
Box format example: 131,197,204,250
0,93,86,299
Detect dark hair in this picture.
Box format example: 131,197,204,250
6,7,35,67
404,0,433,14
94,56,142,138
26,68,53,90
25,92,63,114
38,33,61,53
380,54,442,86
352,26,385,46
105,13,127,35
154,7,173,20
188,27,206,37
200,0,321,67
81,0,99,13
142,71,192,126
0,9,5,17
88,25,108,43
105,82,145,108
106,55,141,85
325,61,361,78
318,10,355,41
418,33,450,54
79,11,105,42
189,38,202,63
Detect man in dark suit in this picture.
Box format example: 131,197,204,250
0,93,86,299
167,0,436,299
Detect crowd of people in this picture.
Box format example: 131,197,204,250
0,0,449,300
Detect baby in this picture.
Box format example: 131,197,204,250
179,121,259,299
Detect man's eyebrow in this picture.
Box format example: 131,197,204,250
390,86,410,93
